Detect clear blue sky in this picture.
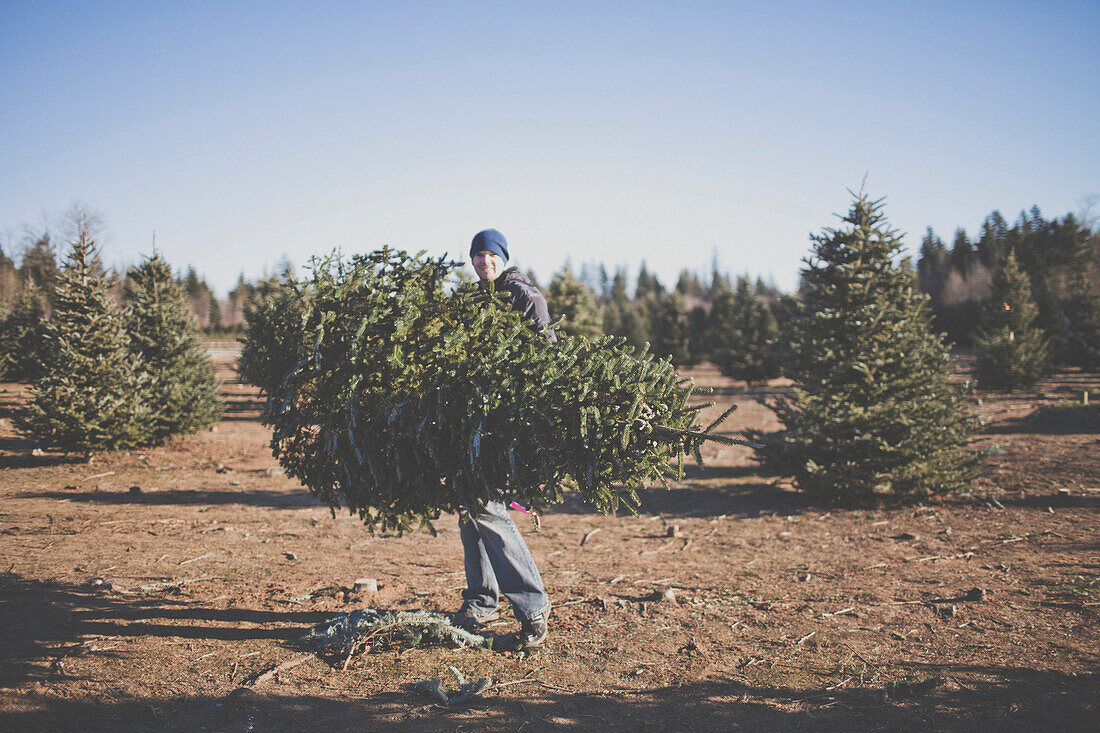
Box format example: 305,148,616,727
2,1,1098,295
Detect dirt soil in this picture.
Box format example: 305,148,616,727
1,345,1097,732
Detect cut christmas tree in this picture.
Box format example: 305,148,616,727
246,247,745,534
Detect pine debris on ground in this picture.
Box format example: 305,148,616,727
416,666,493,706
300,608,491,663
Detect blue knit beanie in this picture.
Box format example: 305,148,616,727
470,229,509,262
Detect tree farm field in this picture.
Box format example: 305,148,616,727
0,345,1097,732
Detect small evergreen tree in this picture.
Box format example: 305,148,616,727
1060,227,1100,374
1062,270,1100,369
687,304,709,365
123,253,223,442
17,224,151,451
754,192,982,503
708,277,780,385
0,245,18,314
649,291,693,365
0,281,50,381
547,264,602,339
974,250,1048,390
206,292,224,333
675,270,705,298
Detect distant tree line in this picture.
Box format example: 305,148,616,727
916,206,1100,375
542,261,790,385
4,200,1098,393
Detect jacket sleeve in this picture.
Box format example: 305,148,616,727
505,280,557,342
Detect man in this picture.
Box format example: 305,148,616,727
456,228,552,647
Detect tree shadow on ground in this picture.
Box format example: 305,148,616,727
983,416,1100,436
0,573,329,690
1002,491,1100,511
2,662,1096,732
14,487,321,509
549,481,813,520
0,436,87,469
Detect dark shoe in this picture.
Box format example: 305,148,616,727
455,605,499,630
518,609,549,648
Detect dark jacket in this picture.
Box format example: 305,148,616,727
481,267,556,341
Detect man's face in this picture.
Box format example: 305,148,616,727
472,251,505,282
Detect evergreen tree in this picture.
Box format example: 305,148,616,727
123,253,222,442
708,277,780,385
917,227,949,306
602,267,650,352
1062,270,1100,369
754,192,982,503
949,228,975,274
708,255,731,299
19,234,59,304
649,291,693,365
675,270,705,299
223,273,253,331
635,263,664,301
547,263,602,339
617,300,652,354
0,281,50,381
976,211,1009,268
17,224,151,451
0,245,18,314
974,250,1048,390
687,304,709,366
1060,223,1100,369
207,292,224,332
259,248,742,535
769,293,803,370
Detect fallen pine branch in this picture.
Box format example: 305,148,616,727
248,654,314,686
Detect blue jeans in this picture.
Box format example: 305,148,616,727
459,501,549,621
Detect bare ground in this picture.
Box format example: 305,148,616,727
0,347,1097,732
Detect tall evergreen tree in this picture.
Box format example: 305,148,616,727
917,227,950,305
123,253,222,442
547,264,602,339
976,211,1009,269
754,192,982,503
17,224,151,451
974,250,1048,390
708,277,780,385
949,228,975,274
